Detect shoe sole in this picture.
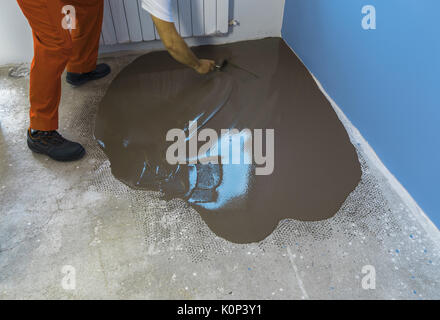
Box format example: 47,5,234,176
27,140,86,162
66,69,111,87
66,78,89,87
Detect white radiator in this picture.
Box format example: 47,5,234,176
100,0,229,46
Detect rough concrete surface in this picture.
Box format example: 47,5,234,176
0,49,439,300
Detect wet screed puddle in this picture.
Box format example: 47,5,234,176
95,38,362,244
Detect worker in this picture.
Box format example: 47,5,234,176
17,0,215,162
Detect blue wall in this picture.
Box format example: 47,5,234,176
282,0,439,227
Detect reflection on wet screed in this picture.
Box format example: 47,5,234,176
95,38,362,244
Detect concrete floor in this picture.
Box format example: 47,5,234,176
0,51,439,300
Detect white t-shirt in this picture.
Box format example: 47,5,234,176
142,0,174,23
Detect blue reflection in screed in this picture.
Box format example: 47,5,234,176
136,161,148,186
97,139,105,148
186,131,253,210
193,163,251,210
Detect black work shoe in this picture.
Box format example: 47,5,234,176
27,129,85,162
66,63,111,86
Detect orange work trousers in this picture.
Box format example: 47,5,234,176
16,0,104,131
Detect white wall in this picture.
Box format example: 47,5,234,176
231,0,285,40
0,0,34,65
0,0,285,65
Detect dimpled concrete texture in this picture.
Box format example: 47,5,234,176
1,42,440,299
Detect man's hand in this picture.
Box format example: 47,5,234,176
194,59,216,74
151,15,216,74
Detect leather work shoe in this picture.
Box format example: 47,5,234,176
66,63,111,86
27,129,85,162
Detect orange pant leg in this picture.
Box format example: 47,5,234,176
17,0,72,131
66,0,104,73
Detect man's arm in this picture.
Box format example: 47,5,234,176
151,15,215,74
